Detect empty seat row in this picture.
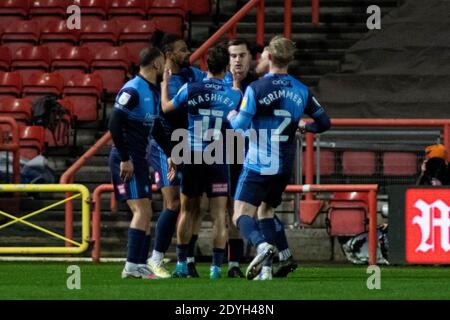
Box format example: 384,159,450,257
0,20,162,61
0,45,128,94
0,0,190,19
0,1,187,35
0,72,103,121
303,150,418,176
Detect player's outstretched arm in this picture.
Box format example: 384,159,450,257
301,91,331,134
161,67,176,113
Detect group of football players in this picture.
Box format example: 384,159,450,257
108,32,331,281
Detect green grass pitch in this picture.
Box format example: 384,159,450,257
0,262,450,300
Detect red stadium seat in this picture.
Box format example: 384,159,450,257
383,152,417,176
109,0,148,25
148,0,188,36
1,20,40,53
51,46,92,83
40,20,80,55
11,46,51,81
28,0,71,19
119,20,156,64
189,0,211,15
91,46,130,94
0,97,33,126
63,73,103,121
302,150,335,176
80,21,119,50
22,72,64,102
0,72,22,98
327,200,368,236
0,0,29,20
342,151,376,176
73,0,108,23
0,46,11,72
19,125,46,159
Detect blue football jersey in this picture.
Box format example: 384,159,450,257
173,77,242,152
112,75,160,159
230,73,325,175
162,66,207,131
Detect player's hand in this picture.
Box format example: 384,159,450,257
231,68,245,83
227,110,238,121
163,67,172,84
167,157,177,182
298,119,307,134
120,160,134,182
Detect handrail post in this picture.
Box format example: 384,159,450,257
305,133,315,200
368,189,378,265
256,0,265,48
284,0,292,39
312,0,319,26
444,124,450,162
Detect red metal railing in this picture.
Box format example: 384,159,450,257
91,183,378,265
0,116,20,184
312,0,320,25
303,119,450,189
190,0,269,68
284,0,292,39
62,118,450,250
60,131,112,245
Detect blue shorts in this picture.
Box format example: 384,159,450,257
234,167,292,209
180,160,229,198
109,147,152,202
229,163,243,198
148,139,180,189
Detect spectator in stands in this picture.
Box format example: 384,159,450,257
417,144,450,186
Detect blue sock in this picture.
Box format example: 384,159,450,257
213,248,225,268
236,215,265,247
140,234,151,264
127,228,146,264
187,234,198,258
154,209,178,253
176,244,189,263
274,215,289,251
258,218,276,246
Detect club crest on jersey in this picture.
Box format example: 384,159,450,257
118,92,131,105
154,171,161,183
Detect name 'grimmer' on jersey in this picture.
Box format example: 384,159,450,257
258,85,304,107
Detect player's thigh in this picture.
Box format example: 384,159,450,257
234,168,269,208
205,163,229,198
263,172,291,209
109,149,152,202
180,164,205,199
150,141,180,189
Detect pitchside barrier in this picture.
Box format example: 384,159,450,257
0,184,90,255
